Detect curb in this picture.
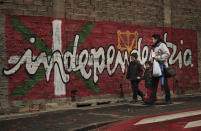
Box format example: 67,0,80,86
0,102,128,121
1,93,201,121
71,120,120,131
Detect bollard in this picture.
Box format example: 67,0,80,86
71,90,78,102
120,84,124,98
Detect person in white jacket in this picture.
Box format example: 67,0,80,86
144,34,172,104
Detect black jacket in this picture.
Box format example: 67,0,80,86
126,61,143,81
141,69,152,88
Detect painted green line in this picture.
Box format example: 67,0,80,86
67,22,101,92
11,69,45,96
67,22,95,51
10,18,52,56
10,18,51,96
71,22,101,93
10,18,101,96
75,71,101,92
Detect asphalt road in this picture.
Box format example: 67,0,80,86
1,94,201,131
98,109,201,131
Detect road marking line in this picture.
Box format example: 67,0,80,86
156,102,183,107
184,120,201,128
88,112,132,118
134,109,201,125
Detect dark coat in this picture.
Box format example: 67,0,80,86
141,69,152,88
126,60,143,81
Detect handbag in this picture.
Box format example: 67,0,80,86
165,67,176,78
153,60,162,77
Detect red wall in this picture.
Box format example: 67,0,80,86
4,15,199,100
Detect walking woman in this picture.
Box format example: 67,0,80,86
144,34,172,104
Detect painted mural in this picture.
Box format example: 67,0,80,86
4,15,199,100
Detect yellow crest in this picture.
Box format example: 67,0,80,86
117,30,138,54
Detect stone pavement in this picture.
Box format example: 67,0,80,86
0,94,201,131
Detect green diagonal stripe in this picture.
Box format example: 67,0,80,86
67,22,95,51
10,18,52,56
12,69,45,96
10,17,101,97
75,71,101,92
67,22,101,92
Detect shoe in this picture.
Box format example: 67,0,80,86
130,100,138,103
145,96,149,101
144,100,154,105
141,94,145,101
155,97,158,101
165,100,172,104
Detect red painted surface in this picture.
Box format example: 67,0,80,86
5,15,199,100
98,108,201,131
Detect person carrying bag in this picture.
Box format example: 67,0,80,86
144,34,172,105
153,59,162,77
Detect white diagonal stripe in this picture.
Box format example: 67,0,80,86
134,110,201,125
184,120,201,128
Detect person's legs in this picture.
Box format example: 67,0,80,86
137,87,144,101
131,80,144,101
145,77,159,104
131,80,138,101
146,87,152,100
163,75,171,103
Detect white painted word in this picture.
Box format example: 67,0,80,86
4,31,194,84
